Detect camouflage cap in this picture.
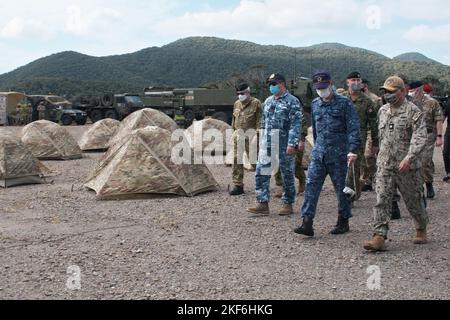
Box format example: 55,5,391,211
380,76,405,92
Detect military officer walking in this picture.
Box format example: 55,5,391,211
230,83,262,195
364,76,429,252
408,81,444,199
343,72,379,202
247,73,302,216
294,71,361,237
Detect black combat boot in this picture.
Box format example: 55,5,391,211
426,183,435,199
229,185,244,196
294,217,314,237
330,215,350,235
391,201,401,220
361,184,373,192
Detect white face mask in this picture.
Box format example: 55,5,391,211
238,94,248,102
316,87,332,99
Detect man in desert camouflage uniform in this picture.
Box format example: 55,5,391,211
342,72,379,202
408,81,444,199
364,76,429,252
229,83,262,196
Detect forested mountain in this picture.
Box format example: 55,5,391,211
0,37,449,97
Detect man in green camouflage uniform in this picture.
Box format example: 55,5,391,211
364,76,429,252
274,114,308,196
361,79,382,191
408,81,444,199
230,83,262,195
343,72,379,202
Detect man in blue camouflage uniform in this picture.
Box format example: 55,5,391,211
294,71,361,237
247,73,303,216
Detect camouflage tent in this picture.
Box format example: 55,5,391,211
79,119,121,151
0,134,49,187
185,118,232,154
85,126,218,199
21,120,82,160
108,108,178,147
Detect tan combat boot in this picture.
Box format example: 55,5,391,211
247,202,269,215
363,235,386,252
413,229,428,244
279,204,294,216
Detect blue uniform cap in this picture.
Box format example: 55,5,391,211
312,71,332,89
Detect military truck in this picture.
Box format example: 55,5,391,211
28,95,87,126
141,77,314,127
142,87,237,126
0,92,29,125
73,93,144,123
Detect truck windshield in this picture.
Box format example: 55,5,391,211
125,96,143,104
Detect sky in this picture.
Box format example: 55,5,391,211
1,0,450,74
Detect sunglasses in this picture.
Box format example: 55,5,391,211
381,89,399,95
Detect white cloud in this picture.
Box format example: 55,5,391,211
1,0,450,73
153,0,364,40
65,5,121,36
1,17,25,38
403,24,450,43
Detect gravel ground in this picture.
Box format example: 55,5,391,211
0,125,449,300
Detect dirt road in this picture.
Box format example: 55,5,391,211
0,125,449,299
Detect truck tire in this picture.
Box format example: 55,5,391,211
212,112,229,124
90,98,100,107
184,109,195,122
101,94,114,107
104,110,118,120
76,117,87,125
61,114,73,126
90,110,103,123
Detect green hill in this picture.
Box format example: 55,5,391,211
394,52,438,64
0,37,449,97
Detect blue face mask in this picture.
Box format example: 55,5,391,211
270,85,280,95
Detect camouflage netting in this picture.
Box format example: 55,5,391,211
21,120,82,160
108,108,178,147
185,118,232,154
0,134,50,187
79,119,121,151
85,126,218,199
